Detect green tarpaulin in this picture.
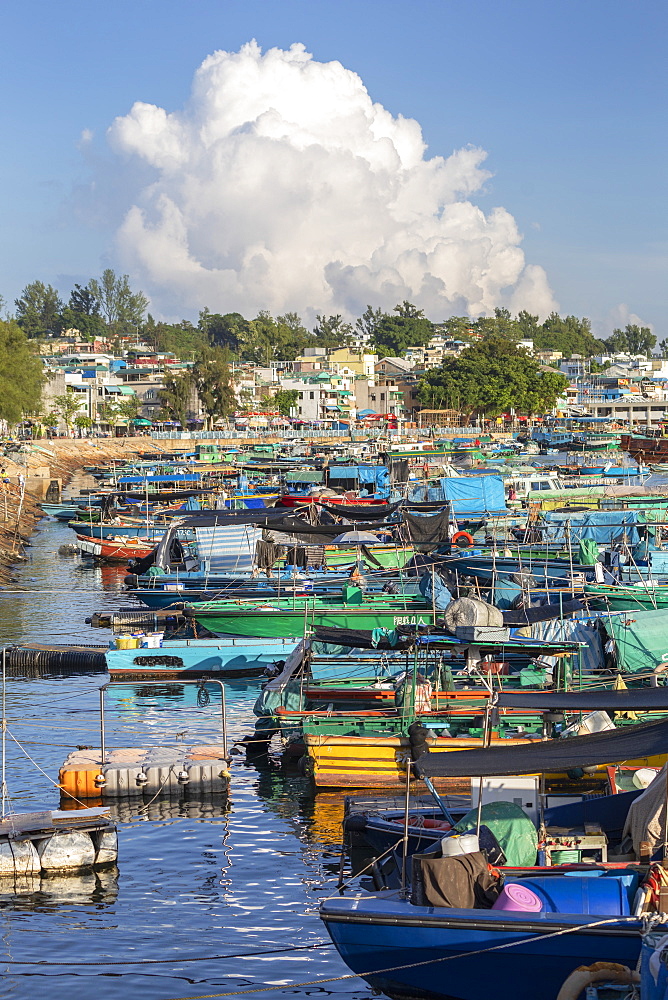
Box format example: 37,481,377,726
284,470,324,483
454,801,538,867
608,607,668,674
578,538,599,565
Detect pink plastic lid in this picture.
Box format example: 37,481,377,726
492,882,543,912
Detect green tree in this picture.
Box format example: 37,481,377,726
418,338,568,418
441,316,476,342
200,309,254,353
144,316,209,358
74,414,93,437
270,389,299,416
237,311,311,364
0,319,44,423
113,393,142,431
313,314,354,350
192,349,237,429
62,284,106,341
51,391,83,433
97,400,120,428
373,302,434,355
355,305,383,344
604,323,656,358
15,281,64,338
533,313,603,357
515,310,541,339
88,268,148,330
158,372,194,429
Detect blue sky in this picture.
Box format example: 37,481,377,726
0,0,664,334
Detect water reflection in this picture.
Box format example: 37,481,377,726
0,868,119,908
0,516,367,1000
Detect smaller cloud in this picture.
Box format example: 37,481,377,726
605,303,653,335
78,128,94,148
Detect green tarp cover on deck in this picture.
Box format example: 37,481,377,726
608,607,668,674
454,801,538,867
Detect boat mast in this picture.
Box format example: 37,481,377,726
1,647,6,819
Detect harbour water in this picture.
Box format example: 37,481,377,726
0,514,367,1000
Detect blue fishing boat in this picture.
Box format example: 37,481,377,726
321,889,639,1000
321,715,668,1000
105,636,297,678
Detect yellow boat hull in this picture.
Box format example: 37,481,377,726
302,734,668,791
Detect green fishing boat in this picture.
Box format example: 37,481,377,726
188,589,436,638
584,582,668,611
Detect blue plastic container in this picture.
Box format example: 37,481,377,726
515,875,631,915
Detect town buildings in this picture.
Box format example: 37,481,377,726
37,332,668,434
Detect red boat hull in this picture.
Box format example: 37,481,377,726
76,534,154,563
278,494,388,507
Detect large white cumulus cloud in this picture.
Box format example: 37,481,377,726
108,41,557,319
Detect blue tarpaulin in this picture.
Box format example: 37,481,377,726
327,464,390,496
409,475,506,514
541,510,642,546
418,571,452,610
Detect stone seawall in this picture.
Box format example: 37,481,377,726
0,439,177,583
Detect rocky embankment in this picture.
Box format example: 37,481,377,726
0,438,180,583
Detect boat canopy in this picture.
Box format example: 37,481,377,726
415,715,668,779
310,624,581,655
326,464,390,495
606,607,668,675
118,474,200,484
495,688,668,711
284,470,324,484
541,510,643,545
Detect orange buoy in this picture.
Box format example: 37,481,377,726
451,531,475,548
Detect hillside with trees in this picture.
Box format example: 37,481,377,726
0,262,657,431
6,265,654,365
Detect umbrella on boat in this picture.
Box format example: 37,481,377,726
332,530,383,544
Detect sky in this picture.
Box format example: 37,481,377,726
0,0,665,335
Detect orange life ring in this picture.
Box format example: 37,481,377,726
451,531,475,548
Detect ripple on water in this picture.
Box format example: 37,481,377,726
0,515,370,1000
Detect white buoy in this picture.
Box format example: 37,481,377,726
92,828,118,865
0,840,40,875
38,831,96,871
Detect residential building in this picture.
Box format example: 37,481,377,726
327,349,377,377
375,357,414,378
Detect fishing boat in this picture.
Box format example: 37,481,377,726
252,625,585,789
278,491,391,508
354,686,668,858
320,717,668,1000
584,581,668,611
105,636,297,678
42,500,105,520
188,590,437,639
77,533,155,563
